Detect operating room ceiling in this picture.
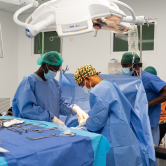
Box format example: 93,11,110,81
0,0,50,14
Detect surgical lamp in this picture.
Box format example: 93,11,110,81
0,0,145,38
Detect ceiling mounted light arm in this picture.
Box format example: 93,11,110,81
110,0,145,25
110,0,136,21
14,3,33,27
0,0,39,27
109,1,119,12
13,1,39,27
25,14,33,24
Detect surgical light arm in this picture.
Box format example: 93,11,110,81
110,0,145,25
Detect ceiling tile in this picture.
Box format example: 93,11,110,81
0,0,51,13
0,2,17,9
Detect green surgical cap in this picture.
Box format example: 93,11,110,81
121,52,140,64
144,66,157,76
37,51,63,66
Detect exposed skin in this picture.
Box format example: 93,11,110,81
35,62,61,81
80,74,103,89
121,62,166,107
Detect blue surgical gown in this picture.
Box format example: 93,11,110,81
86,80,143,166
142,71,166,127
12,73,76,122
142,71,166,166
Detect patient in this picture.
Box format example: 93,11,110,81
74,65,143,166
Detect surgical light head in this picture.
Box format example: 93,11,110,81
92,15,129,36
12,0,145,38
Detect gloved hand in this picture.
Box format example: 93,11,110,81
79,119,86,127
73,105,89,121
52,116,64,124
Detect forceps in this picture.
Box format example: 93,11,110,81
33,127,58,133
26,133,62,140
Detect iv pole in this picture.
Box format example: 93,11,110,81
139,25,142,76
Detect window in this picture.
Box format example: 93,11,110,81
110,20,157,55
0,24,4,58
31,28,62,57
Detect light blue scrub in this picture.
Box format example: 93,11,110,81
12,73,76,122
86,80,143,166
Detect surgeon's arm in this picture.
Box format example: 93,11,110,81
149,85,166,106
58,84,89,120
86,97,109,132
52,116,64,124
59,94,89,119
16,89,54,122
58,84,77,116
59,97,77,116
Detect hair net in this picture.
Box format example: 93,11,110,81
37,51,63,66
144,66,157,76
74,65,100,85
121,52,140,64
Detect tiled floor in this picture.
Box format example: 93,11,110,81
159,159,166,166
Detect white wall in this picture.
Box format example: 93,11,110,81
0,10,18,106
18,14,39,83
18,0,166,82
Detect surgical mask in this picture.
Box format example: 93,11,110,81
122,65,134,76
122,68,133,76
44,64,57,80
82,80,93,94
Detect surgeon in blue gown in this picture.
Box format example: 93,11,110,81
74,65,143,166
12,51,89,124
121,52,166,166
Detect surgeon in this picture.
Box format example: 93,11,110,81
144,66,157,76
144,66,166,145
12,51,89,124
121,52,166,166
74,65,143,166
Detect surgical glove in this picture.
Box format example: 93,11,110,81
73,105,89,121
52,116,64,124
79,119,86,127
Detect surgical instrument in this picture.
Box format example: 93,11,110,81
25,133,62,140
0,119,12,122
7,128,25,134
33,127,58,133
23,123,47,132
60,132,75,137
12,123,33,128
